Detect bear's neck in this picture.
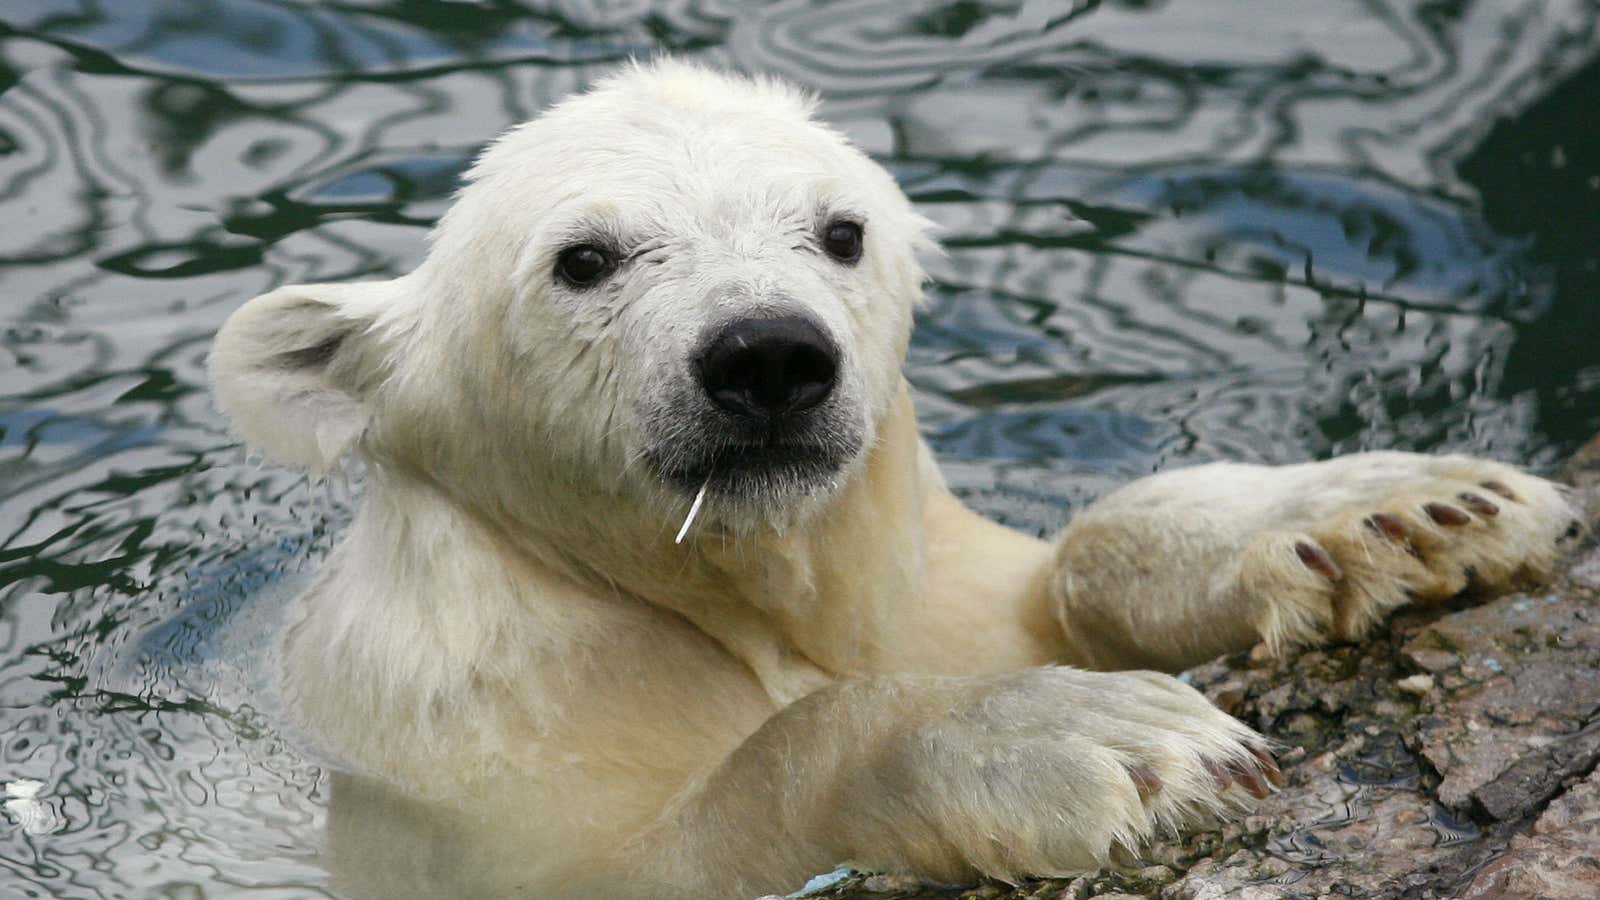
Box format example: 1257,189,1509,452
641,382,933,696
520,381,935,700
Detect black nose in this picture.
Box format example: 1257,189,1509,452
696,316,840,420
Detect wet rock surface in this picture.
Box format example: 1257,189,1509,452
796,437,1600,900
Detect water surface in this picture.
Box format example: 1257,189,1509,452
1,1,1598,895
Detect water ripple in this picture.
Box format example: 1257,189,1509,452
0,1,1596,894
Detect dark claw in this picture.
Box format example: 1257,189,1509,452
1206,760,1235,791
1209,750,1283,796
1295,541,1343,580
1250,746,1285,787
1366,513,1413,543
1128,765,1162,803
1457,492,1499,517
1227,760,1271,798
1480,480,1518,502
1424,502,1472,527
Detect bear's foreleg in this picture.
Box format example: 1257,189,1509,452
1047,452,1582,672
626,668,1277,899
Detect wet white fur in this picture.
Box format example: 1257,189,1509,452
208,60,1579,899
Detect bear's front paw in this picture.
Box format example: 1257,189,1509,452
1243,455,1582,650
858,667,1276,883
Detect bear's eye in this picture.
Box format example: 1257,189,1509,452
821,220,863,265
555,244,615,287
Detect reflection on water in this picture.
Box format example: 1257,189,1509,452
0,0,1597,894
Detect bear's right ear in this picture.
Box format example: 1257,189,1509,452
208,281,398,472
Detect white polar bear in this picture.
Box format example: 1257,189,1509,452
208,60,1580,899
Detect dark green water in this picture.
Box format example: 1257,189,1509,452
0,1,1597,895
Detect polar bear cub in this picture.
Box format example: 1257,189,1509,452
208,60,1578,899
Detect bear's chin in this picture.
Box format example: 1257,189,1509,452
649,439,861,507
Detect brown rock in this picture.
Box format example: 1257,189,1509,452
1459,769,1600,899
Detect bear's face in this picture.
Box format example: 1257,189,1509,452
210,62,932,534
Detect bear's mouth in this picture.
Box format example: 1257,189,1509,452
649,436,860,502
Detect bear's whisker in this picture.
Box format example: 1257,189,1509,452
675,477,711,544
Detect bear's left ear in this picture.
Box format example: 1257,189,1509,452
208,280,399,473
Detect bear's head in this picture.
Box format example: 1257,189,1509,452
210,60,933,543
